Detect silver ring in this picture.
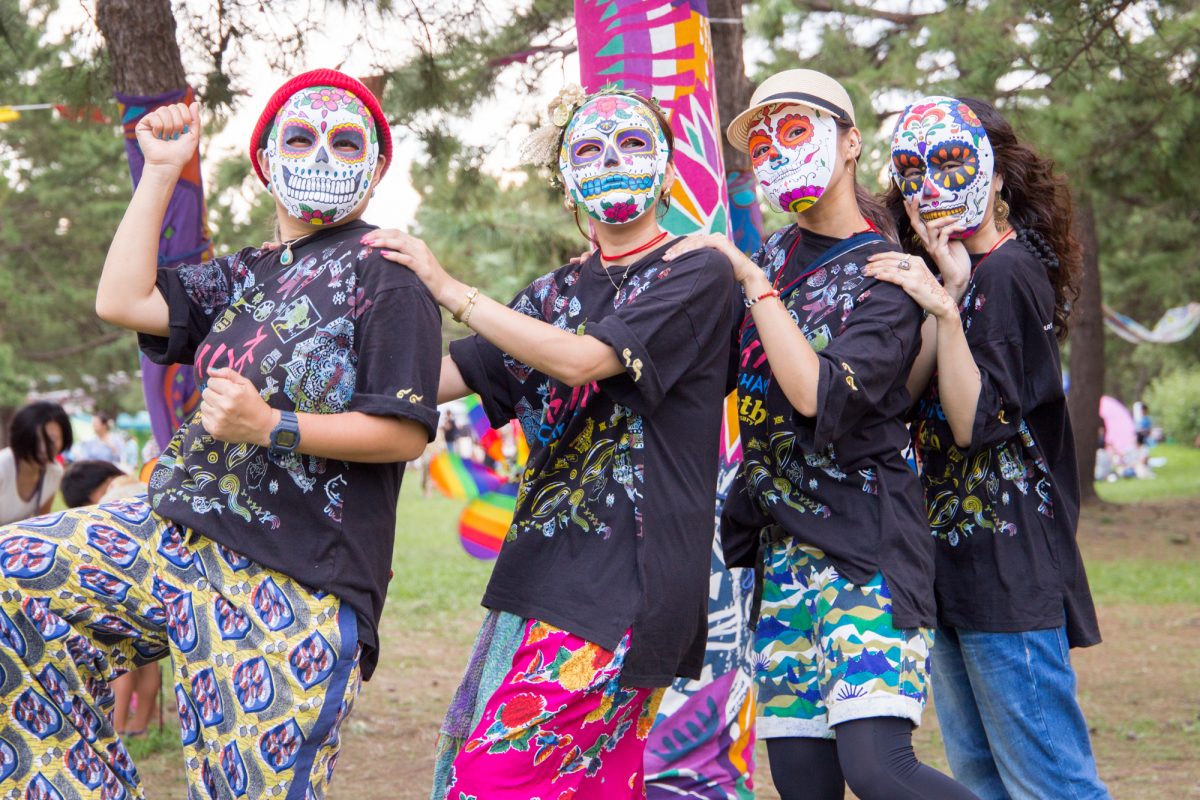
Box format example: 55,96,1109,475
898,259,911,270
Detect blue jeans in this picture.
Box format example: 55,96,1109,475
932,626,1111,800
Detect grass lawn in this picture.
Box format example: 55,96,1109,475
127,475,1200,799
1096,443,1200,504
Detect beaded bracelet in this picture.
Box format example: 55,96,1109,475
452,286,480,323
744,288,780,308
460,295,479,326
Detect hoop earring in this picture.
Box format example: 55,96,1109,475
994,196,1011,232
569,202,594,244
656,192,672,221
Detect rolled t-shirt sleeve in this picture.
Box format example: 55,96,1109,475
138,252,247,365
588,248,736,416
963,264,1059,452
348,286,442,440
794,280,922,451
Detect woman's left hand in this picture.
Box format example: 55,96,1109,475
863,252,958,320
200,368,276,446
362,229,459,307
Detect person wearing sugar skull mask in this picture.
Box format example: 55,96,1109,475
366,85,740,800
866,96,1110,800
665,70,979,800
0,70,442,799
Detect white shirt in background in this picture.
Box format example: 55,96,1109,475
0,447,63,525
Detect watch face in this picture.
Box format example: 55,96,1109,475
275,430,299,449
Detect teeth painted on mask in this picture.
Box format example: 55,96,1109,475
578,173,654,199
919,205,967,220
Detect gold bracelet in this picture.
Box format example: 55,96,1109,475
460,295,479,326
452,286,480,322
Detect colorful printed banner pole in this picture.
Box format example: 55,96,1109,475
575,2,756,796
114,87,211,450
575,0,731,237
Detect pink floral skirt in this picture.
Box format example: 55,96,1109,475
444,619,664,800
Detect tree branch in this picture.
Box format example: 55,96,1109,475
792,0,935,27
22,332,128,363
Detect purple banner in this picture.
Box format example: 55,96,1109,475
115,86,210,449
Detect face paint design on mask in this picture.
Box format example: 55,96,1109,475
890,96,995,238
265,86,380,226
747,103,839,214
558,95,670,225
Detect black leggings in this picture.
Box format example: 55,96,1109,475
766,717,980,800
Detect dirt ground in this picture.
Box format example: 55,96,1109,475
134,498,1200,799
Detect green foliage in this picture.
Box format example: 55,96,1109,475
1144,371,1200,445
410,136,582,309
0,0,142,404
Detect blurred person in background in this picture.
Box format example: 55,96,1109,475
0,400,72,524
72,411,126,465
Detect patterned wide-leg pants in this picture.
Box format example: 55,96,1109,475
0,497,360,800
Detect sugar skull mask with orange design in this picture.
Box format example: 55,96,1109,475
747,103,838,214
890,96,995,238
265,85,380,226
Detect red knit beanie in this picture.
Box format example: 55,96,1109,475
249,68,392,187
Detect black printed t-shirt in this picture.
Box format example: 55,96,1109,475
139,219,442,678
449,242,739,687
722,225,936,629
911,239,1100,647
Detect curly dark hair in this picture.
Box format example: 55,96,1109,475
884,97,1081,339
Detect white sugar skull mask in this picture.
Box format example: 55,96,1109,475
265,85,380,226
747,103,839,214
558,94,670,225
890,96,995,238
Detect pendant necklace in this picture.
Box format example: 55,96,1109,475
279,230,322,266
598,230,670,293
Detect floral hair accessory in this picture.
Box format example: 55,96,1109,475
550,84,588,127
519,84,669,188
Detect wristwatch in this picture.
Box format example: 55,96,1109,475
268,410,301,459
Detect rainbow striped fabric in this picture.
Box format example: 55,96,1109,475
458,488,518,559
429,451,507,501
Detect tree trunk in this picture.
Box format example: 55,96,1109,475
708,0,753,175
1067,200,1103,504
95,0,186,95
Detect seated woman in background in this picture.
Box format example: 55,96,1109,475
0,400,72,524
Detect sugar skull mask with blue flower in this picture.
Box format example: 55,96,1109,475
558,94,670,225
890,96,995,238
265,85,380,226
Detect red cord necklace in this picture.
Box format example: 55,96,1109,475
598,230,670,262
970,228,1015,277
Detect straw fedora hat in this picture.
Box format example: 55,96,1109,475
726,69,857,153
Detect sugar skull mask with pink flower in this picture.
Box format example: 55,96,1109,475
265,85,380,226
889,96,995,238
747,103,838,214
558,94,670,225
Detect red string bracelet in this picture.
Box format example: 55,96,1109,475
744,288,780,308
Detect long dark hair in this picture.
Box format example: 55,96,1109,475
835,119,898,242
9,401,72,466
884,97,1080,338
